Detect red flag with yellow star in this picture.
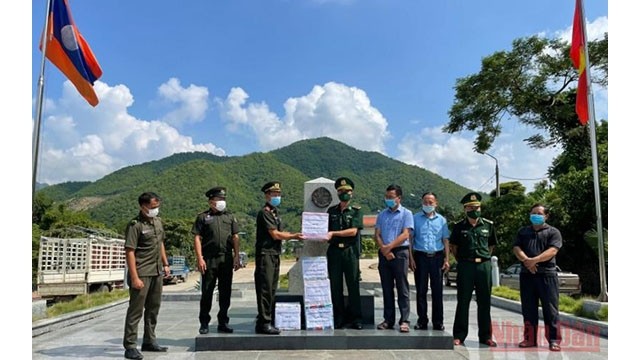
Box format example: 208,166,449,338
570,0,588,125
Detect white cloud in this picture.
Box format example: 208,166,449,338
218,82,389,152
397,126,561,193
555,16,608,43
157,78,209,126
35,80,224,185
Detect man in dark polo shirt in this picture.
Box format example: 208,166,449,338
513,203,563,352
450,192,498,347
326,177,364,330
254,181,305,335
193,186,241,335
122,192,170,360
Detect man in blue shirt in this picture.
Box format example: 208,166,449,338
410,192,450,331
374,184,414,333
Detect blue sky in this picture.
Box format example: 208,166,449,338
27,0,609,193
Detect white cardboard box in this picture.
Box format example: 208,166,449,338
275,302,302,330
305,304,334,330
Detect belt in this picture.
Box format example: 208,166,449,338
462,257,490,263
391,246,410,252
330,241,356,249
414,250,444,257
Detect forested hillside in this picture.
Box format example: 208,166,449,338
38,137,474,233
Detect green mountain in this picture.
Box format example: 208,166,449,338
38,137,474,232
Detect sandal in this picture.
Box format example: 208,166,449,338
453,339,464,346
399,322,410,333
518,340,537,348
376,321,393,330
549,343,561,352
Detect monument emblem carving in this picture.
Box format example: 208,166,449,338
311,186,333,208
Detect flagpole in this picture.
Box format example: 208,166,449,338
579,0,607,302
33,0,52,200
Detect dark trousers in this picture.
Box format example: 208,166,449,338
123,275,163,349
378,248,410,325
520,272,562,344
453,260,492,342
413,251,444,327
327,245,362,326
199,255,234,326
254,253,280,326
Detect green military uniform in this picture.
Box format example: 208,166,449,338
192,187,239,331
450,192,497,344
327,177,364,329
123,213,165,350
254,181,283,332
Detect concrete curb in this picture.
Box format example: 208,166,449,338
32,299,129,337
490,295,608,338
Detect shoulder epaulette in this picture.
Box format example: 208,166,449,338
482,218,493,224
352,205,361,210
129,219,138,225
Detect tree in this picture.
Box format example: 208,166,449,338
444,35,607,154
444,34,608,295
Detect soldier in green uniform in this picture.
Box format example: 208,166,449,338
326,177,364,330
254,181,305,335
193,187,242,335
450,192,498,347
122,192,170,360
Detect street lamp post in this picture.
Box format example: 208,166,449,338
482,152,500,198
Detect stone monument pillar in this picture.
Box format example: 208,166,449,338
287,177,338,294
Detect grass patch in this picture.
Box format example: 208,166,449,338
491,287,608,322
491,286,520,301
559,294,582,314
596,305,608,321
40,290,129,320
279,273,289,290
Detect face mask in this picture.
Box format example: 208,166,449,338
338,193,352,202
269,196,281,207
214,200,226,212
146,207,159,218
422,205,435,214
466,210,481,219
384,199,396,208
530,214,545,225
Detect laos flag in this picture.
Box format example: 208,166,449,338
41,0,103,106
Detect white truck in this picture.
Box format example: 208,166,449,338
37,235,126,299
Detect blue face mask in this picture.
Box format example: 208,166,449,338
530,214,545,225
384,199,396,208
269,196,281,207
422,205,435,214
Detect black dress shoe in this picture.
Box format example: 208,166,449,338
255,324,281,335
414,323,428,330
433,324,445,331
350,322,363,330
217,323,234,333
140,343,168,352
124,348,144,360
199,324,209,334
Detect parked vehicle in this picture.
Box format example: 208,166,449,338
444,263,458,286
238,252,248,268
499,263,581,295
37,235,126,299
163,255,189,284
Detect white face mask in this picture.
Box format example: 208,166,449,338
214,200,226,212
146,207,159,218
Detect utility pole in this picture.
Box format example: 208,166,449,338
482,152,500,198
